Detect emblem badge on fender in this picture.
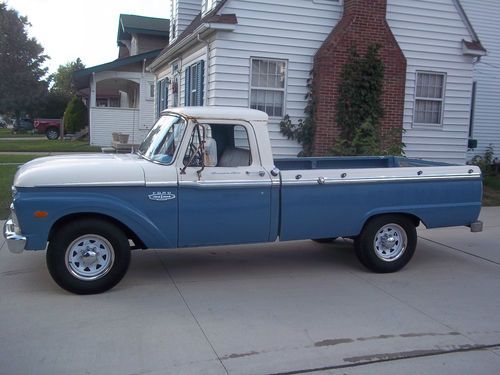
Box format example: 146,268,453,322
148,191,176,201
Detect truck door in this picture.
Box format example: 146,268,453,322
177,122,272,247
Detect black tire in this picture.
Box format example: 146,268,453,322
46,219,131,294
354,215,417,273
46,127,60,140
312,238,338,243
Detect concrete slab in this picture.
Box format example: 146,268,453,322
1,209,500,375
0,247,226,375
313,347,500,375
418,208,500,264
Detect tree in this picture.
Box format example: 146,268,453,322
50,58,85,97
0,3,49,117
64,96,87,133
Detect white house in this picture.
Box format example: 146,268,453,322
461,0,500,161
74,14,169,147
148,0,485,164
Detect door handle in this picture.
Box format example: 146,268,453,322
246,171,266,177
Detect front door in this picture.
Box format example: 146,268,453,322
177,122,272,247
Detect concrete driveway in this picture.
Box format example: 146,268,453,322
1,209,499,375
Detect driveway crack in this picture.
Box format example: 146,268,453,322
155,250,230,375
419,237,500,266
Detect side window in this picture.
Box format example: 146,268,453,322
183,124,252,168
218,125,252,167
184,124,215,167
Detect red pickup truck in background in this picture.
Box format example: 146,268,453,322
34,119,61,140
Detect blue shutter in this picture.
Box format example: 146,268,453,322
196,60,205,106
156,81,161,117
184,68,191,106
164,80,168,110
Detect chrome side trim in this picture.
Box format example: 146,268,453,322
179,180,272,188
281,173,481,186
145,182,178,187
33,181,145,188
3,219,26,254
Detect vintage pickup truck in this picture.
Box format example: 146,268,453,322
4,107,483,294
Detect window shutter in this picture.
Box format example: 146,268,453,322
156,81,161,117
184,68,191,106
196,60,205,106
164,80,168,109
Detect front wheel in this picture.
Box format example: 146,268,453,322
354,215,417,273
47,219,131,294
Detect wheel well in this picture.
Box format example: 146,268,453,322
46,126,59,133
48,213,147,249
363,213,421,230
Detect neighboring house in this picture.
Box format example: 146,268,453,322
148,0,485,164
460,0,500,161
74,14,169,147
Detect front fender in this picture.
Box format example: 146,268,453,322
14,187,178,250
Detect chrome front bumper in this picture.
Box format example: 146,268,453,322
3,218,26,254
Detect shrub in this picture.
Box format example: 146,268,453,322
471,144,497,176
63,97,87,134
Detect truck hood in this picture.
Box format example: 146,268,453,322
14,154,145,188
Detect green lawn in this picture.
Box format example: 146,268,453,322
0,154,43,218
483,176,500,206
1,165,20,219
0,128,44,138
0,139,100,152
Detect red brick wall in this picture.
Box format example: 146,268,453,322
312,0,407,155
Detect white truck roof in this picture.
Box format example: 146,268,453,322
161,107,269,122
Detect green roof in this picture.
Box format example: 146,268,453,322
73,49,161,89
117,14,169,44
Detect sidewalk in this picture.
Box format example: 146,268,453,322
1,208,499,375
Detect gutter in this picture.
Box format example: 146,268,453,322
148,22,236,71
197,34,211,104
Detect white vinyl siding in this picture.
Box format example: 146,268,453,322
155,0,477,162
171,0,201,41
461,0,500,161
208,0,343,157
90,71,156,147
387,0,476,164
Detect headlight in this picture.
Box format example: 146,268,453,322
11,186,17,199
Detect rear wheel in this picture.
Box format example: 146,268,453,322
46,127,59,140
354,215,417,273
47,219,130,294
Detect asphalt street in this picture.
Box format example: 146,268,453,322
1,208,499,375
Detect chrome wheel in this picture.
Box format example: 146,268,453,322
46,128,59,140
65,235,115,281
373,224,407,262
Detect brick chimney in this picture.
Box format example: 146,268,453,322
312,0,407,155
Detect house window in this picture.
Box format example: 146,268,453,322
414,72,446,125
184,61,204,106
96,98,108,107
148,82,155,100
250,58,286,117
109,98,120,108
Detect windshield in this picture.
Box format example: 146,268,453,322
138,114,187,164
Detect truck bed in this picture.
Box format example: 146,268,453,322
274,156,451,170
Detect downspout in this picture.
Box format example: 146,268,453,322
197,34,210,105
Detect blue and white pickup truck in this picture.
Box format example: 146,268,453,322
4,107,483,294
